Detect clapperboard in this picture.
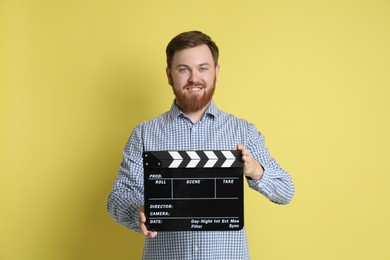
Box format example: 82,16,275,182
143,150,244,231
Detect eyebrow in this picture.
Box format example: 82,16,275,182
175,63,211,68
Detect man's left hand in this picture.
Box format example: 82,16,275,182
236,144,264,180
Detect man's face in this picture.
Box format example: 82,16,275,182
166,44,220,113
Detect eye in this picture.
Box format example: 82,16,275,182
178,67,189,73
199,67,208,72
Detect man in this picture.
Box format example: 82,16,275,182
108,31,295,259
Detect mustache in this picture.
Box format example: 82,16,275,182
184,82,206,88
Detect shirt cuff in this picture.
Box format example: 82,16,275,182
246,170,270,191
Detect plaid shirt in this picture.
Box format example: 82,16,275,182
108,101,294,259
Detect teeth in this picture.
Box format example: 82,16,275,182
188,88,201,91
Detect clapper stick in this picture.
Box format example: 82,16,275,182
143,150,244,232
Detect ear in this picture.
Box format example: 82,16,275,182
215,64,221,82
166,67,173,86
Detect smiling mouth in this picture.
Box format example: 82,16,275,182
186,87,203,92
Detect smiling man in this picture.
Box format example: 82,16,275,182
167,43,218,122
108,31,295,260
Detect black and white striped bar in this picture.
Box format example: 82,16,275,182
143,150,244,232
143,150,243,169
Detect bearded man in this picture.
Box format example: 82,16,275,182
108,31,295,260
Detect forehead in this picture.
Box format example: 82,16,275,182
172,45,214,67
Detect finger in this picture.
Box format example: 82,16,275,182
237,145,250,159
139,216,158,238
236,144,245,151
139,208,148,236
143,227,158,238
140,222,156,237
149,231,158,238
242,156,250,163
140,222,148,236
139,211,146,223
242,151,252,162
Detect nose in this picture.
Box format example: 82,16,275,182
188,70,200,84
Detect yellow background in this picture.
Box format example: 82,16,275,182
1,0,389,259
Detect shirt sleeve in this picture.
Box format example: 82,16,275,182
245,123,295,204
107,124,144,232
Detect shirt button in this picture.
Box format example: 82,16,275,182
194,245,199,252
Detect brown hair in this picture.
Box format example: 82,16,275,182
166,31,219,69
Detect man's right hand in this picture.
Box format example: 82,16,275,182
139,206,158,238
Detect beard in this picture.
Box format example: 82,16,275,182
172,78,216,113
